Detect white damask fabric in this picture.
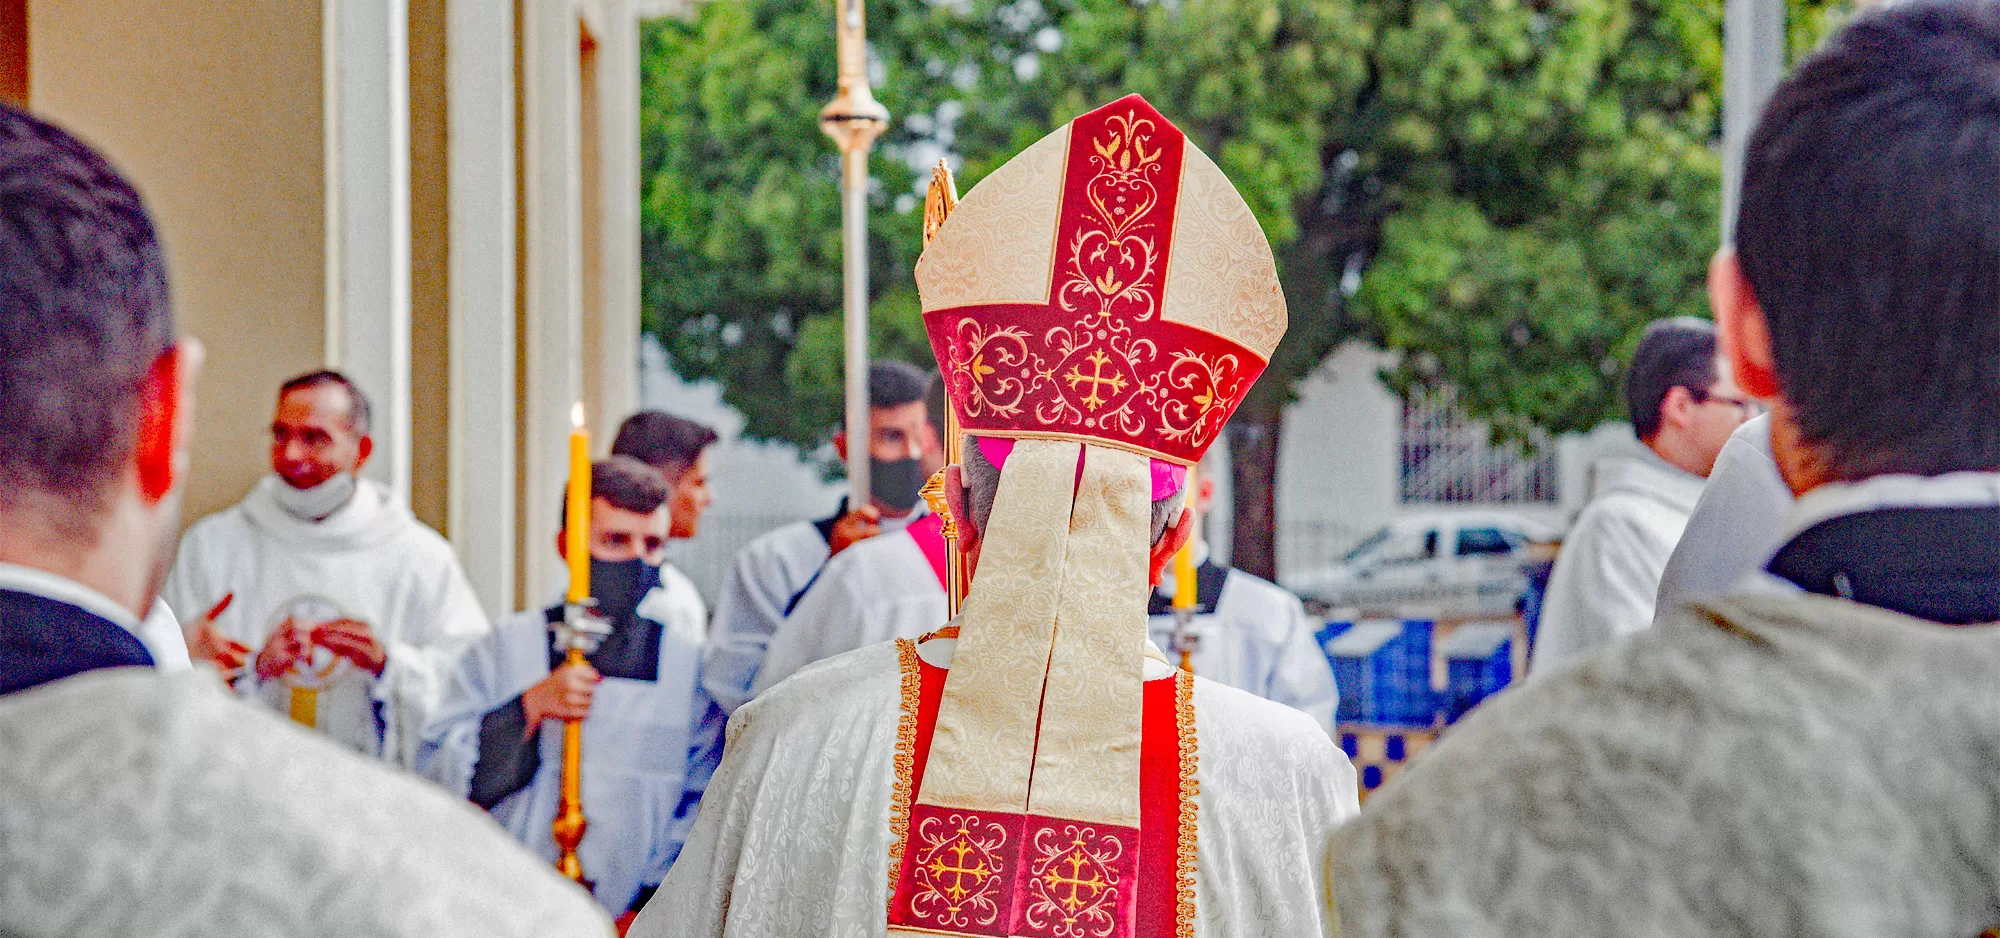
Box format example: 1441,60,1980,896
1334,590,2000,937
631,639,1359,938
0,668,610,938
163,476,491,767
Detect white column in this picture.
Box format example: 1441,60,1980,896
523,0,586,606
323,0,414,496
589,0,642,426
1721,0,1785,244
445,0,518,616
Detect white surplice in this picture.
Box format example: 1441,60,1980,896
1148,567,1338,734
1529,454,1705,676
1654,413,1793,612
0,667,610,938
423,570,711,914
162,476,490,767
704,518,829,715
633,637,1359,938
747,529,946,699
138,598,192,671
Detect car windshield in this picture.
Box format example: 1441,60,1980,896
1342,528,1391,564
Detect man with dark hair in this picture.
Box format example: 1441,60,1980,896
1529,317,1754,674
611,410,720,539
702,359,941,716
424,457,711,924
163,367,489,767
0,103,605,936
1334,6,2000,933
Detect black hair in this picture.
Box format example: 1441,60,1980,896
278,369,372,436
558,455,672,529
611,410,719,481
0,103,172,516
1737,0,2000,479
869,359,930,410
925,371,948,438
1624,317,1718,441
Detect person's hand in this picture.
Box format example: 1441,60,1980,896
254,618,311,681
827,503,883,557
187,593,249,680
522,661,601,729
313,618,388,676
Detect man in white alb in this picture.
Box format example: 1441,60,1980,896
1148,464,1337,733
0,101,607,938
704,360,940,713
1529,318,1752,675
165,370,490,767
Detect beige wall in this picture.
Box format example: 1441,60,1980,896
29,0,328,528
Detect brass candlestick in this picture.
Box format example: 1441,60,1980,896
551,600,611,886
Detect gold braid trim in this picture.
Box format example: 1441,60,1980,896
1175,669,1200,938
886,638,923,916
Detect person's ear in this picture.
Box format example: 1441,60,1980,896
353,435,374,472
943,464,979,553
1711,248,1781,399
1148,505,1196,585
555,530,568,562
833,431,848,463
134,340,201,503
1658,385,1698,432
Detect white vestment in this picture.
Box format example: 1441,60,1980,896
632,637,1360,938
0,668,609,938
138,598,192,671
748,527,946,698
423,567,709,914
704,518,829,715
163,476,490,767
1529,453,1704,676
1148,568,1338,734
1334,584,2000,936
1655,413,1793,613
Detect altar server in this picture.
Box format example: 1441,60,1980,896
0,101,607,937
1148,469,1337,733
1528,318,1750,675
164,370,490,767
703,360,938,714
423,457,712,919
1335,9,2000,934
632,95,1358,938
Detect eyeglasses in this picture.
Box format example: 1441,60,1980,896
1689,388,1764,420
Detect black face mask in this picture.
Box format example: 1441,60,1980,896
589,557,658,626
871,456,926,513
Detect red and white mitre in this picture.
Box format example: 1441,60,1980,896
885,95,1287,938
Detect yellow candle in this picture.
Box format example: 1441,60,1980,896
565,402,590,603
1172,465,1199,611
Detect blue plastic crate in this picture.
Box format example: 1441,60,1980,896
1441,622,1514,724
1325,619,1438,727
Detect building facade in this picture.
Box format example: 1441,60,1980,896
9,0,669,614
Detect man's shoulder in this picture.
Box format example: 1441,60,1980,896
739,641,905,727
738,519,828,564
1191,675,1334,759
178,501,255,546
1220,568,1305,612
0,669,607,937
822,528,924,583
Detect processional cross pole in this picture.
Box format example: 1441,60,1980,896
821,0,889,508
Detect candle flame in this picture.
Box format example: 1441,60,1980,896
571,401,585,430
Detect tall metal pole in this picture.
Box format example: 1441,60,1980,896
821,0,888,507
1721,0,1785,244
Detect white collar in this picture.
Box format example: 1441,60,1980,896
1781,471,2000,543
0,561,144,635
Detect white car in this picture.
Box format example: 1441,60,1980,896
1286,512,1560,616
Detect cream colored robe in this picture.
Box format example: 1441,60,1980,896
632,638,1359,938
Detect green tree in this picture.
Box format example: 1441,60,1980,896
640,0,1843,577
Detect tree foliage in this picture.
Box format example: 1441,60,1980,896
639,0,1846,448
